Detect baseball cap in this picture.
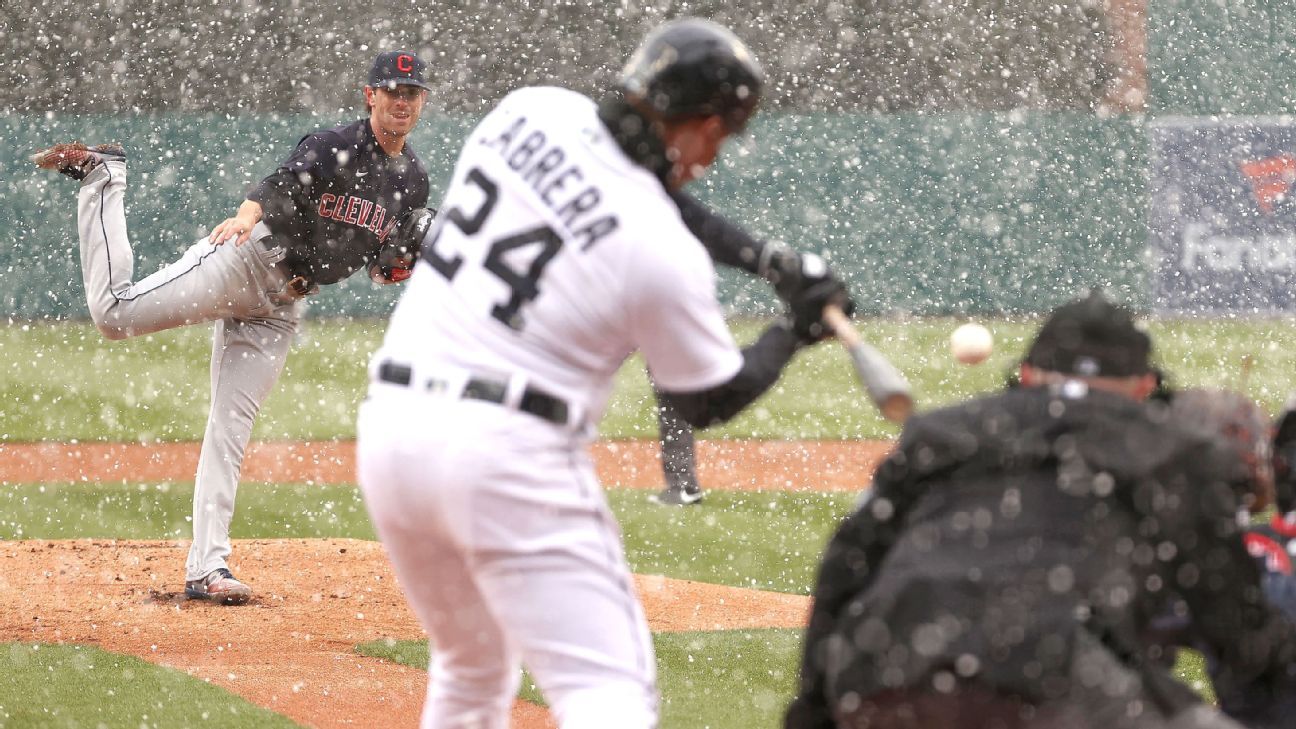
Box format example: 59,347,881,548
1024,291,1152,377
368,50,431,91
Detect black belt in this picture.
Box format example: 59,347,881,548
377,361,571,427
254,233,319,298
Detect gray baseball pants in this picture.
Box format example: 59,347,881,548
77,160,304,582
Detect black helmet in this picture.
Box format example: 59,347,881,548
619,18,764,133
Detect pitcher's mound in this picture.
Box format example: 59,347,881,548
0,538,808,728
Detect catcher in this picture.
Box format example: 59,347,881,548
1157,388,1296,728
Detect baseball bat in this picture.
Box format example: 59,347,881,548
822,305,914,424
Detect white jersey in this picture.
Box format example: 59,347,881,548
373,86,743,426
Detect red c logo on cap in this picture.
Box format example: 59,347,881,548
397,54,414,73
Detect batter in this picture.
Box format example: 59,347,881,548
356,19,849,729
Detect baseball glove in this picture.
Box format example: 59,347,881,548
374,207,436,283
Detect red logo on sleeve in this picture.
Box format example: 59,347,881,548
397,54,414,73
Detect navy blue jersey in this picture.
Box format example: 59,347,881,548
249,118,430,285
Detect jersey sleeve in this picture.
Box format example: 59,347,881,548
247,131,345,237
624,232,743,393
670,190,768,274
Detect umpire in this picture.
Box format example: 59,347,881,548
785,292,1296,729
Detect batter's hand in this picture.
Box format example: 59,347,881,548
761,247,855,314
209,200,264,246
787,278,853,344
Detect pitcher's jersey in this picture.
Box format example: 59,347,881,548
373,86,743,425
249,118,430,285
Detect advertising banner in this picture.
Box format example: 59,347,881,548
1149,117,1296,314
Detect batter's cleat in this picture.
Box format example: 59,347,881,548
30,142,127,181
184,568,252,605
650,486,705,506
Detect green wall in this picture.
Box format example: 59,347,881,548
9,1,1293,318
1,111,1144,319
710,113,1145,314
1149,0,1296,116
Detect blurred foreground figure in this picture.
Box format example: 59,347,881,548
1258,394,1296,626
1163,389,1296,728
786,292,1296,729
357,19,846,729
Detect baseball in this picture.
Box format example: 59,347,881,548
950,323,993,365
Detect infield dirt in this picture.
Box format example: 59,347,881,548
0,439,891,728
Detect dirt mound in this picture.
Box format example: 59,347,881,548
0,437,887,725
1,538,810,728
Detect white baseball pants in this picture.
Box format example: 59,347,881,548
357,383,658,729
76,161,303,582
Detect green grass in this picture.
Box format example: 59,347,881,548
7,316,1294,442
363,634,1216,729
653,629,802,727
0,643,302,728
0,482,375,542
4,314,1270,724
355,638,548,706
1174,648,1216,704
357,629,803,729
0,478,1221,725
0,482,851,593
612,489,856,593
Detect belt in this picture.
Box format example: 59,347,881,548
250,226,319,300
377,361,572,427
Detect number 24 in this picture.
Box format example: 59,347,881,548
421,167,562,331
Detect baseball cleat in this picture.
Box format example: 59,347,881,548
649,487,705,506
31,142,127,180
184,568,253,605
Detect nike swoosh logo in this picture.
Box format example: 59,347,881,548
356,171,368,177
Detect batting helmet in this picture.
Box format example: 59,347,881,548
619,18,764,134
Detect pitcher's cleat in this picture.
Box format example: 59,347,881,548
184,568,252,605
31,142,127,180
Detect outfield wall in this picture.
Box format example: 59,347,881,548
10,1,1296,318
1148,0,1296,117
0,112,1144,319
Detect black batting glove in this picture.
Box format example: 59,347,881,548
760,245,857,317
787,278,853,344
